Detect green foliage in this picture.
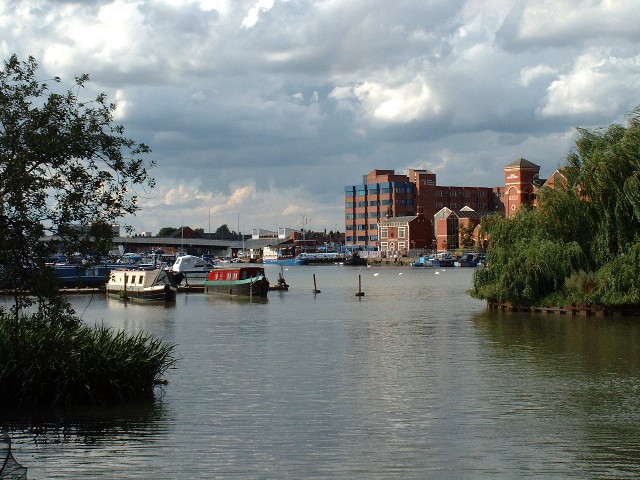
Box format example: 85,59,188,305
458,223,476,250
0,55,154,316
157,227,178,237
472,209,588,306
0,312,177,407
473,106,640,308
590,244,640,307
215,224,234,237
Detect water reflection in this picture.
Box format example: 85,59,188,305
472,310,640,478
3,401,168,447
5,268,640,478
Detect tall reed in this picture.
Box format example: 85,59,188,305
0,312,177,407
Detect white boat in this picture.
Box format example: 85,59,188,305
169,255,215,285
107,269,177,302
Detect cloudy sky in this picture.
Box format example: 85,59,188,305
2,0,639,236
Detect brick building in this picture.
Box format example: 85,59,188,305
377,210,430,254
344,168,504,248
344,158,545,252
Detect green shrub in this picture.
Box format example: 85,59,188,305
0,313,177,407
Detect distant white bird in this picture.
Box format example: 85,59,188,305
435,271,440,275
399,272,403,275
374,272,380,277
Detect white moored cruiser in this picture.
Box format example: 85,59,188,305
169,255,216,285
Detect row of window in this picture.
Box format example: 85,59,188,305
346,223,379,230
346,185,415,197
346,235,378,242
436,190,487,198
379,227,406,239
380,241,407,251
435,202,488,210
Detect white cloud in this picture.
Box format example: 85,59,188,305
520,64,557,87
540,49,640,117
242,0,275,28
2,0,639,233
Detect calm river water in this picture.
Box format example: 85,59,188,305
3,265,640,479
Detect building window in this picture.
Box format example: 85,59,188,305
380,227,388,239
369,201,379,206
346,202,354,208
369,188,379,194
398,226,406,238
381,242,388,250
381,199,393,206
369,223,377,229
357,235,367,242
358,201,367,207
437,191,443,197
345,191,355,197
370,235,378,241
346,213,355,219
357,213,367,219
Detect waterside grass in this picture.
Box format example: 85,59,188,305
0,313,177,407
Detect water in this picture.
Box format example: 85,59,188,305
3,265,640,479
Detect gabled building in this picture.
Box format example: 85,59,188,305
377,210,430,254
434,206,491,252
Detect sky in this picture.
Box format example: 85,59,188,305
2,0,640,236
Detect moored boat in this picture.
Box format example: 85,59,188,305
169,254,215,285
53,263,113,288
203,266,269,297
107,269,177,302
262,245,309,266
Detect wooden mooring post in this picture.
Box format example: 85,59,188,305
355,274,365,297
313,274,321,294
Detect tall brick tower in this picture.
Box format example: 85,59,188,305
504,158,540,218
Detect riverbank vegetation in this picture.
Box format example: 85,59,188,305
0,54,176,406
472,106,640,309
0,312,177,407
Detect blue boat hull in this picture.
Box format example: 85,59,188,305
263,258,309,266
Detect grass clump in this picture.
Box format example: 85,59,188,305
0,312,177,407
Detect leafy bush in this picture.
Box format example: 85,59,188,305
473,106,640,309
0,313,177,407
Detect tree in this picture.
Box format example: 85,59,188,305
0,55,154,319
215,224,234,238
158,227,178,237
458,223,476,250
473,106,640,308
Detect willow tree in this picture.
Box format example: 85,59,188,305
473,106,640,307
0,55,154,320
